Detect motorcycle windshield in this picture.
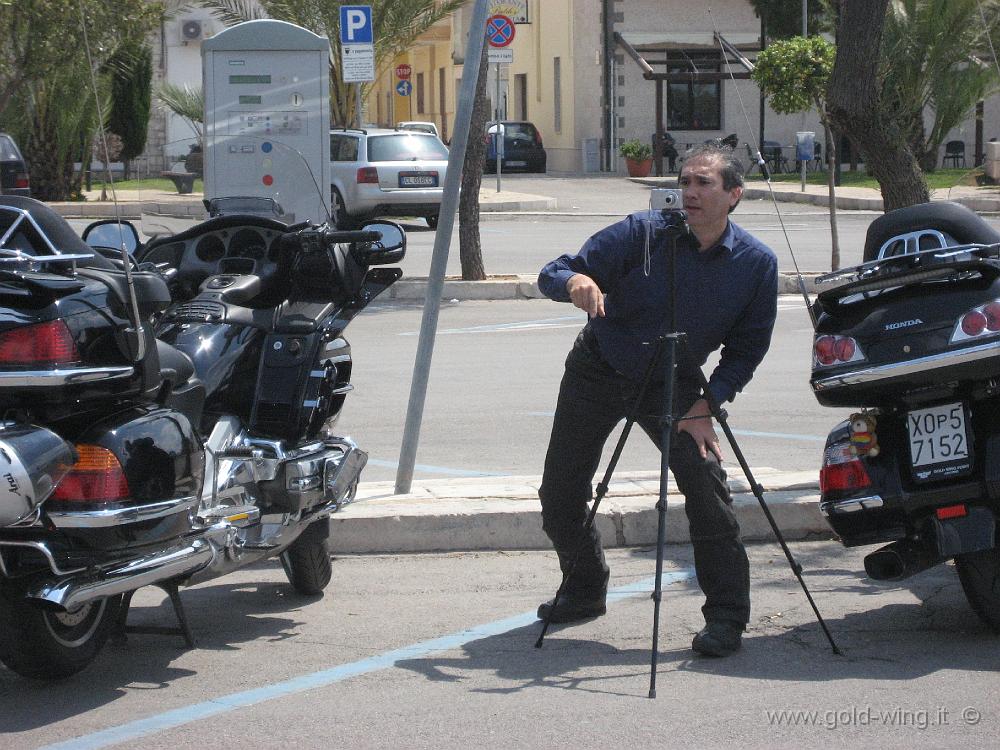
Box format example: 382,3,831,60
141,135,330,238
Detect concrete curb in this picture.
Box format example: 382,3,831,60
330,470,828,554
46,193,557,220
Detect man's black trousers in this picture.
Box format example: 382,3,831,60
538,326,751,625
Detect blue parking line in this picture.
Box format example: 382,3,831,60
41,570,696,750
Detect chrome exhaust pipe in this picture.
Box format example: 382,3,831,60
26,539,215,611
864,539,944,581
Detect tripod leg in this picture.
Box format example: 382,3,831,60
648,334,682,699
535,337,665,649
692,368,842,656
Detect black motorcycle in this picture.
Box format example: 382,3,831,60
811,201,1000,631
0,140,404,678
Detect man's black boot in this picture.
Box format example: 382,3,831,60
691,620,744,657
536,592,607,624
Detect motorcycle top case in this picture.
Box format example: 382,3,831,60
810,203,1000,408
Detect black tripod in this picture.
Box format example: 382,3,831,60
535,211,841,698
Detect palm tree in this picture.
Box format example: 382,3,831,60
201,0,466,125
881,0,1000,171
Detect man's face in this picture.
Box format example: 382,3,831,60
679,155,743,230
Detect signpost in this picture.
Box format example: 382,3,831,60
486,14,514,192
339,5,374,127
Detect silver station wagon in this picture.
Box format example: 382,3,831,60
329,128,449,229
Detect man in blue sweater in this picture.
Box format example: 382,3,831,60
536,144,778,657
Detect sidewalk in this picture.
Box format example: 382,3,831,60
332,468,825,554
633,175,1000,213
46,186,556,219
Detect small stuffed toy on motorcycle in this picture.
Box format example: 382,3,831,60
849,412,879,457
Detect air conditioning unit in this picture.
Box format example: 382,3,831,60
180,18,205,42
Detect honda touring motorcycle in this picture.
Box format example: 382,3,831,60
0,138,404,678
811,201,1000,631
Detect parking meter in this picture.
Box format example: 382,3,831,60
203,20,330,224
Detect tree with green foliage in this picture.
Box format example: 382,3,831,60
201,0,466,126
155,82,205,140
753,35,842,269
107,41,153,181
881,0,1000,172
0,0,162,200
828,0,1000,211
827,0,928,210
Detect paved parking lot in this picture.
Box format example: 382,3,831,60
2,543,996,749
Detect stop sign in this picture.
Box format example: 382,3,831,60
395,64,412,80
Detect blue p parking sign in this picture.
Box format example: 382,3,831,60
340,5,373,44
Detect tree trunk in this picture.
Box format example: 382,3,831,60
826,0,929,212
458,38,489,281
823,120,840,271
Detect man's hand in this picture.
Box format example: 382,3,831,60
566,274,605,317
677,398,723,462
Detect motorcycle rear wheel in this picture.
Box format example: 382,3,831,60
0,588,122,679
955,547,1000,633
280,517,332,596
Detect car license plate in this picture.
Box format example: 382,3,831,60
907,402,972,480
399,172,437,187
506,160,527,167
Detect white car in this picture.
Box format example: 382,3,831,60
396,121,440,138
329,128,449,229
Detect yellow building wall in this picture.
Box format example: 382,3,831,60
366,1,582,170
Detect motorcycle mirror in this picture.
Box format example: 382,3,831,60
356,221,406,265
82,219,140,255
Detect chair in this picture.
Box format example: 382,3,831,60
810,141,823,172
762,140,789,174
744,143,766,176
943,140,966,168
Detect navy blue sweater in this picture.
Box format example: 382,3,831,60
538,210,778,405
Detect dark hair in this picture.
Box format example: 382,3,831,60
682,143,745,190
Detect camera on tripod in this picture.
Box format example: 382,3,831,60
650,188,683,211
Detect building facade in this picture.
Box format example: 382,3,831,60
142,0,1000,177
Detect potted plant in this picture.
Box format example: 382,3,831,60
620,139,653,177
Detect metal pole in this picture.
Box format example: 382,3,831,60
800,0,808,192
496,63,503,193
356,82,363,128
394,0,490,494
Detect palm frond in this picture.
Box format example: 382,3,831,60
198,0,268,27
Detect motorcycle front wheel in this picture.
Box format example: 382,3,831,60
280,517,333,596
0,587,122,679
955,547,1000,633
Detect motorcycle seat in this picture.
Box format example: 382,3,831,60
76,267,172,317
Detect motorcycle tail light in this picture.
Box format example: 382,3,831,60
935,503,968,520
952,299,1000,342
820,441,871,493
820,460,871,493
813,334,864,368
0,320,80,366
51,445,130,503
356,167,379,184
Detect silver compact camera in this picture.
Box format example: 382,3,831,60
650,188,683,211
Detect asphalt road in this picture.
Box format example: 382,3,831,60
336,296,845,483
3,543,997,749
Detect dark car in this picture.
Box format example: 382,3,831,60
0,133,30,197
485,121,546,173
